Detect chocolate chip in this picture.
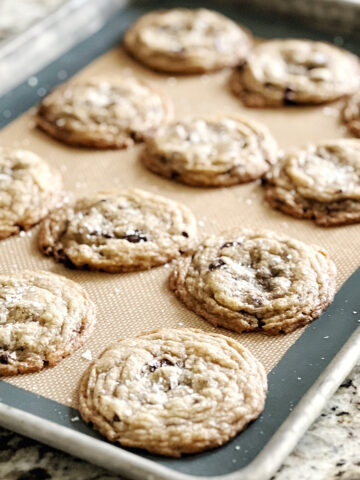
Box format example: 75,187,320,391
181,231,189,238
74,323,85,334
236,60,247,71
113,414,121,422
336,411,350,416
209,259,225,271
284,87,297,105
261,177,268,186
18,468,51,480
340,379,353,388
0,353,9,364
257,318,266,328
122,230,147,243
89,230,114,239
171,170,180,179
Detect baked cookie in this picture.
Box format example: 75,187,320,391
37,78,172,149
263,139,360,226
78,328,267,457
0,270,96,376
124,9,252,74
169,229,336,335
343,93,360,137
0,147,62,240
230,39,360,107
38,189,198,272
142,115,278,187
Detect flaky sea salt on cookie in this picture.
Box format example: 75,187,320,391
78,328,267,457
124,8,252,74
263,139,360,226
343,93,360,138
170,229,336,335
38,189,198,272
0,147,62,240
230,39,360,107
142,115,278,187
37,78,172,149
0,270,96,375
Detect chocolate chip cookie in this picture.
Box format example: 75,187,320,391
230,39,360,107
343,93,360,137
142,115,278,187
37,78,172,149
38,189,198,272
263,139,360,226
124,8,252,74
0,270,96,376
169,229,336,335
0,147,62,240
78,328,267,456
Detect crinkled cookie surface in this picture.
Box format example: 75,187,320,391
263,139,360,226
124,8,252,73
39,189,198,272
231,39,360,107
0,270,96,375
79,328,267,456
142,115,278,186
170,229,336,335
37,78,172,148
0,148,62,239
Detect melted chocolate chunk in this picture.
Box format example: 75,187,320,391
113,414,121,422
340,379,353,389
236,60,247,72
284,87,297,105
89,230,114,239
18,468,51,480
171,170,180,179
122,230,148,243
181,231,189,238
209,259,225,271
257,318,266,328
0,353,9,364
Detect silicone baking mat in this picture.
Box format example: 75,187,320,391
0,1,359,478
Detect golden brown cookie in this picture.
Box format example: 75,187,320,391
0,270,96,376
124,8,252,74
169,229,336,335
343,93,360,137
230,39,360,107
37,78,172,148
263,139,360,226
142,115,278,187
78,328,267,457
38,189,198,272
0,147,62,240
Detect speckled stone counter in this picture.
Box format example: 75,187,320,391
0,361,359,480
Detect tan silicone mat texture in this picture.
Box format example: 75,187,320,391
1,46,360,408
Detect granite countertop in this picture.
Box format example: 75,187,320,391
0,361,359,480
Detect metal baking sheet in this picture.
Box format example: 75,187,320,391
0,1,360,479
